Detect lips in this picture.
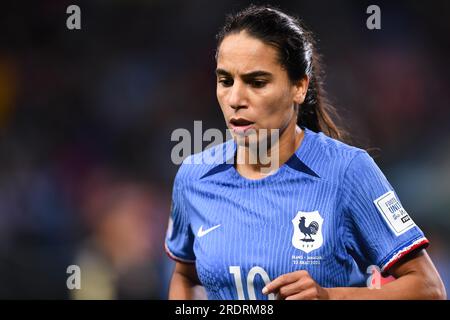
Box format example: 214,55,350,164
229,117,255,134
230,118,254,126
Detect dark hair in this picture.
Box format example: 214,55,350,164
216,4,345,141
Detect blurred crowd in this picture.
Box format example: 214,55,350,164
0,0,449,299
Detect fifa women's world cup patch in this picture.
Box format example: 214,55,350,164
374,191,416,236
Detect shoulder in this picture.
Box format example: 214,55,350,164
301,129,372,184
174,139,235,186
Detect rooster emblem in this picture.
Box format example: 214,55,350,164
292,211,324,253
298,216,319,242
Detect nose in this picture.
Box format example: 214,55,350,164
227,81,248,110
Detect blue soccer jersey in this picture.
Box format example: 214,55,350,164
165,128,429,300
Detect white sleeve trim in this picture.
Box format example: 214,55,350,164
164,242,195,264
380,237,429,273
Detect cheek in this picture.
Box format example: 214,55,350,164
257,90,294,127
216,88,227,113
216,86,223,104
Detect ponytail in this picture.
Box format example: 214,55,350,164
297,46,343,141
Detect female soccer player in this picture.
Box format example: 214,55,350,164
165,5,446,300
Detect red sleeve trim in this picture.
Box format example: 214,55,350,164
381,237,429,273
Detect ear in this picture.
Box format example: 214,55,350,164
293,76,309,105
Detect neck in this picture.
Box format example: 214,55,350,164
235,120,304,179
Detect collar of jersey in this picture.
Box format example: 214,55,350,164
200,127,319,180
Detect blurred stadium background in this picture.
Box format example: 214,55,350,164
0,0,449,299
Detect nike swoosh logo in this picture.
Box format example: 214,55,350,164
197,224,221,237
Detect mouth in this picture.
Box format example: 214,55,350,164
229,118,255,134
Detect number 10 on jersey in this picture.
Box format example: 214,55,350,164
229,266,276,300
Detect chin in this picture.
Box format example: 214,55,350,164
234,133,259,148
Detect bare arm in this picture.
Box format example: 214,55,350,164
168,262,207,300
263,249,446,300
327,249,446,300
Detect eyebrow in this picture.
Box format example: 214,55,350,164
215,68,273,79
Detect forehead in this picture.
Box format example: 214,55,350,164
216,31,282,74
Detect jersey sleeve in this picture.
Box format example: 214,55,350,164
341,151,429,274
164,166,196,264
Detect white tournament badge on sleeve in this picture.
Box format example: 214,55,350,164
374,191,416,236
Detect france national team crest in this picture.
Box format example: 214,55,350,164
292,211,324,253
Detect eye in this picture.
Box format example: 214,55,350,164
251,80,267,88
218,78,233,87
